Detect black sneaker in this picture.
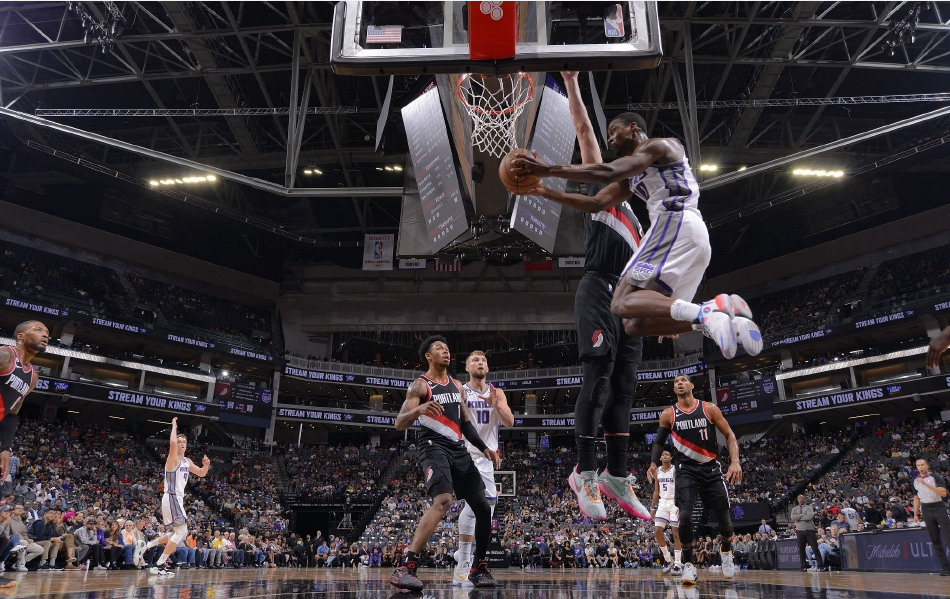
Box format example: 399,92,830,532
389,564,423,591
468,562,498,588
940,568,950,577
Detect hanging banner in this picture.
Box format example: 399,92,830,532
362,234,395,271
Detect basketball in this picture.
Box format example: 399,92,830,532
498,149,541,195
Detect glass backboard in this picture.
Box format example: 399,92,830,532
331,1,662,75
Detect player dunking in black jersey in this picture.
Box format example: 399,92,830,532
648,374,742,585
561,72,649,523
389,335,500,591
0,321,47,490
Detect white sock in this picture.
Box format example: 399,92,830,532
722,550,732,560
670,300,702,322
145,540,158,550
661,546,672,564
156,553,168,566
457,542,472,567
674,550,682,566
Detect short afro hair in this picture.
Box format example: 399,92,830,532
419,335,448,363
14,320,41,337
610,111,648,134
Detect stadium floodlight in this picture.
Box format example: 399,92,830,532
699,164,718,171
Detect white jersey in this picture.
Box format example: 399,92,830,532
627,155,701,221
841,507,860,530
463,383,499,459
164,457,191,498
657,465,676,501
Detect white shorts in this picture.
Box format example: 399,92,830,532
471,454,497,499
161,494,188,527
655,498,679,527
621,210,711,302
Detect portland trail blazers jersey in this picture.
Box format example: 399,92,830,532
417,375,465,446
585,184,643,276
0,346,33,419
627,156,701,221
669,400,718,466
463,382,499,459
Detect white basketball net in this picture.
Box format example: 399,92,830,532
456,73,534,158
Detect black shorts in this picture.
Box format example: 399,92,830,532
674,461,731,516
575,272,643,362
417,438,486,502
0,415,16,453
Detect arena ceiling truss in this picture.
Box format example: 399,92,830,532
0,1,949,248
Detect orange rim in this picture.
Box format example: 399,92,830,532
456,73,535,116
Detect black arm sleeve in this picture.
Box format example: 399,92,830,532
461,420,488,453
651,427,671,465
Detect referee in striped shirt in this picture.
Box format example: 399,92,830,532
912,458,950,576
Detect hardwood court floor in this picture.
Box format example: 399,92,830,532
3,566,950,598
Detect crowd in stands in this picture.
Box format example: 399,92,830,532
1,242,128,319
283,444,392,503
868,244,950,310
751,269,867,343
0,238,276,355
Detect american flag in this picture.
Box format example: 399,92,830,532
433,258,462,272
366,25,402,44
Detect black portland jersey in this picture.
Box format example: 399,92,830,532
0,346,32,419
670,400,718,466
584,184,643,275
417,374,464,445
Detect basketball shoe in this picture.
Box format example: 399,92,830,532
452,549,473,586
697,295,737,359
568,467,607,521
389,561,424,591
728,294,763,356
721,552,736,579
468,562,498,588
680,562,698,586
596,471,650,520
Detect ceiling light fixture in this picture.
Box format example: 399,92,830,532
699,164,718,171
793,169,844,177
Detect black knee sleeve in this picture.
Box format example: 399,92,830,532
715,509,734,544
678,506,694,546
467,494,492,565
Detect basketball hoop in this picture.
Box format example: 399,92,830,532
456,73,534,158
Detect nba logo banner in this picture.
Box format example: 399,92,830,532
604,4,625,38
363,234,394,271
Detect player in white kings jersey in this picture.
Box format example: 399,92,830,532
512,112,762,361
143,417,210,575
453,351,514,586
652,450,683,575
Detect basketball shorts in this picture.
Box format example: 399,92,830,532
575,272,644,362
417,438,486,502
161,494,188,527
674,461,731,516
621,210,711,302
655,498,679,527
470,453,497,499
0,415,17,453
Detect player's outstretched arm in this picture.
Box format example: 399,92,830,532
531,179,631,213
562,72,602,165
707,404,742,484
165,417,179,471
512,138,670,185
